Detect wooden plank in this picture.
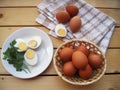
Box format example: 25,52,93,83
85,0,120,8
0,75,120,90
0,27,119,48
0,0,120,8
109,28,120,48
0,0,43,7
106,49,120,73
100,9,120,26
0,49,120,74
0,8,40,26
0,8,120,26
0,27,63,48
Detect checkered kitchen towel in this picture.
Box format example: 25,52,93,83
36,0,116,54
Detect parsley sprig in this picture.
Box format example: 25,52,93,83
3,40,31,73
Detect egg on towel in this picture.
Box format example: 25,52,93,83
69,16,82,33
55,24,67,37
14,38,27,52
24,49,38,66
56,10,70,23
27,36,42,49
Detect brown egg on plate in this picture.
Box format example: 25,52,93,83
88,53,103,68
72,51,88,69
59,47,74,62
63,61,77,76
79,64,93,79
69,16,82,33
66,4,79,17
56,10,70,23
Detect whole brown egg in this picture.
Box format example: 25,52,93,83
88,53,103,68
66,4,79,17
59,47,74,62
69,16,82,33
63,61,77,76
56,10,70,23
79,64,93,79
72,51,88,69
77,45,89,56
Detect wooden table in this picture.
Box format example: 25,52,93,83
0,0,120,90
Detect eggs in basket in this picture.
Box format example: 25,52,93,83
53,39,106,85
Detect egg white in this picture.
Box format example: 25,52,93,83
14,38,27,52
24,50,38,66
55,24,67,37
27,36,42,49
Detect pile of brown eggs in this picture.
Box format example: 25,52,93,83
59,44,104,80
55,4,82,33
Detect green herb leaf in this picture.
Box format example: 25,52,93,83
3,40,30,73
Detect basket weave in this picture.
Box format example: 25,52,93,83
53,39,106,85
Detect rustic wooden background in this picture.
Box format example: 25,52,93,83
0,0,120,90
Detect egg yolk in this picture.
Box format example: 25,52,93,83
25,49,35,59
18,42,27,51
58,29,66,36
28,40,37,47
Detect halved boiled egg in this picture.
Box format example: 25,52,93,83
24,49,38,66
14,38,27,52
27,36,42,49
55,24,67,37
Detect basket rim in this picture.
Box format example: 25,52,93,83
53,39,107,85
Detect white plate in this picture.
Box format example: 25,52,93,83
1,27,53,79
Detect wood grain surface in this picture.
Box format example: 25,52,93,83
0,0,120,90
0,75,120,90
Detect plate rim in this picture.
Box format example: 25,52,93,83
1,27,53,79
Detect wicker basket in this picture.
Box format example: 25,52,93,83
53,39,107,85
